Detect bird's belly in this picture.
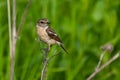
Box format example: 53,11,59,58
37,27,56,45
48,39,56,45
41,36,56,45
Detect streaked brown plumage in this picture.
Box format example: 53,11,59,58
36,18,68,54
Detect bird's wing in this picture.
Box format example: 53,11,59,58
46,27,62,43
46,27,69,54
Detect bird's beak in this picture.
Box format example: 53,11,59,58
47,21,50,24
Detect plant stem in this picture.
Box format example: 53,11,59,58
86,53,120,80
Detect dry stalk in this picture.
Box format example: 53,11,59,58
86,53,120,80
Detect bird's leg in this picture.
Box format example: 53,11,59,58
43,44,50,52
47,44,51,52
43,47,49,62
44,48,48,52
42,44,50,62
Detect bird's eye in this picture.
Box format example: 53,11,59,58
40,21,44,23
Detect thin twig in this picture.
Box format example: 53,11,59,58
41,49,61,80
7,0,12,61
7,0,13,79
7,0,12,55
48,51,61,62
86,53,120,80
41,60,48,80
7,0,32,79
17,0,32,36
10,0,17,80
41,49,48,80
95,51,106,71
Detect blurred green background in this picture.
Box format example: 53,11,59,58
0,0,120,80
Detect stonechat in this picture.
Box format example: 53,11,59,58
36,18,68,54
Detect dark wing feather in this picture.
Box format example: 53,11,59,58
46,27,62,43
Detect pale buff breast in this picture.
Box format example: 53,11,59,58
36,26,56,45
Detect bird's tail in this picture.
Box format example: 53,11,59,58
60,44,69,54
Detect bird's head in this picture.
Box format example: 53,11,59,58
36,18,50,27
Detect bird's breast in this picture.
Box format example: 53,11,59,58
37,27,56,45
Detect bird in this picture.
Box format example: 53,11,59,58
36,18,68,54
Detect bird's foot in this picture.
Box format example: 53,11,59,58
44,47,50,52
